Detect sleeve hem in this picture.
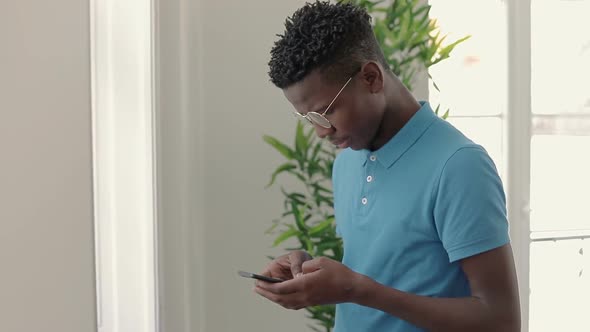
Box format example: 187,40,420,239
447,235,510,263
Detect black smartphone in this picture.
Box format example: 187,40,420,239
238,270,284,283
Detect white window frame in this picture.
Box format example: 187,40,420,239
90,0,159,331
507,1,590,330
506,1,532,331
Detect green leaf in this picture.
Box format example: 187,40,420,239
265,220,280,234
303,237,314,253
291,201,308,233
305,125,316,142
273,227,300,247
434,35,471,66
266,162,297,188
310,143,323,163
263,135,295,160
432,77,440,92
309,218,335,236
317,240,343,255
312,182,332,194
295,120,309,158
287,169,307,183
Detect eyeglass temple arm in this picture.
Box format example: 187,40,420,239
321,76,353,116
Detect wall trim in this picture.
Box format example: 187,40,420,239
153,0,204,330
90,0,159,331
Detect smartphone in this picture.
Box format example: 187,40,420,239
238,270,284,283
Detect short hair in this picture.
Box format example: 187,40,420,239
268,1,388,89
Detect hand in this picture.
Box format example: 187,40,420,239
255,256,365,310
259,250,313,281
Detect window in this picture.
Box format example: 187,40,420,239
428,0,507,178
428,0,590,330
529,1,590,330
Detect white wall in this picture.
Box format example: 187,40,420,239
0,1,97,332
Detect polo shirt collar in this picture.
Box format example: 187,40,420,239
360,101,437,168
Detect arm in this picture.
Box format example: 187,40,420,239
354,244,520,332
255,244,520,332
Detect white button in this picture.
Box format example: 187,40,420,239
369,155,377,161
366,175,373,182
361,197,368,205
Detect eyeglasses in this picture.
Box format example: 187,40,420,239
293,75,354,129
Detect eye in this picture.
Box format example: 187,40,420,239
324,107,336,116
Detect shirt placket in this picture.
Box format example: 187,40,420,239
358,153,378,218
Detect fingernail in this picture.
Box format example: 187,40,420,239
296,272,303,278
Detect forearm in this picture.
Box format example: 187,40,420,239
352,275,519,332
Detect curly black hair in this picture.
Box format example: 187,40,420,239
268,1,388,89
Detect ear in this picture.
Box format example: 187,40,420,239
360,61,384,94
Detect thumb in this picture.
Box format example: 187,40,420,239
290,256,303,277
289,251,311,278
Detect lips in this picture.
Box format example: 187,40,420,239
330,138,344,145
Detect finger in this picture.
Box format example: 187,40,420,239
261,255,291,279
302,257,324,274
254,285,280,303
254,285,306,310
259,267,271,277
256,277,301,295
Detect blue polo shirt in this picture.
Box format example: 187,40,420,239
332,102,509,332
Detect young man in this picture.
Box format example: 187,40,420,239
255,2,521,331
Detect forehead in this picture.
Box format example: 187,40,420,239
282,70,340,114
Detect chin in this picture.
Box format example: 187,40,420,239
347,142,364,151
349,140,370,151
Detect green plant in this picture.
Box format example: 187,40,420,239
264,1,468,331
264,122,341,332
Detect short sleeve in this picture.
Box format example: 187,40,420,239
433,146,510,262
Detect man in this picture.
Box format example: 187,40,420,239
255,1,521,331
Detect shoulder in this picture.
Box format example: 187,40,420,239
441,145,499,181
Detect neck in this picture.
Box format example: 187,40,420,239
369,77,421,151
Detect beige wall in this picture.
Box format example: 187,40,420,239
0,1,97,332
198,0,315,331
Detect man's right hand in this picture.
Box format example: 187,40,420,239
260,250,313,281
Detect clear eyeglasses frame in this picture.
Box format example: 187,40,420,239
292,75,355,129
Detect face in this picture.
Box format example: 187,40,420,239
283,63,386,151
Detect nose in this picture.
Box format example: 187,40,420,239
314,124,334,139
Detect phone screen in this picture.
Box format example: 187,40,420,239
238,270,283,283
